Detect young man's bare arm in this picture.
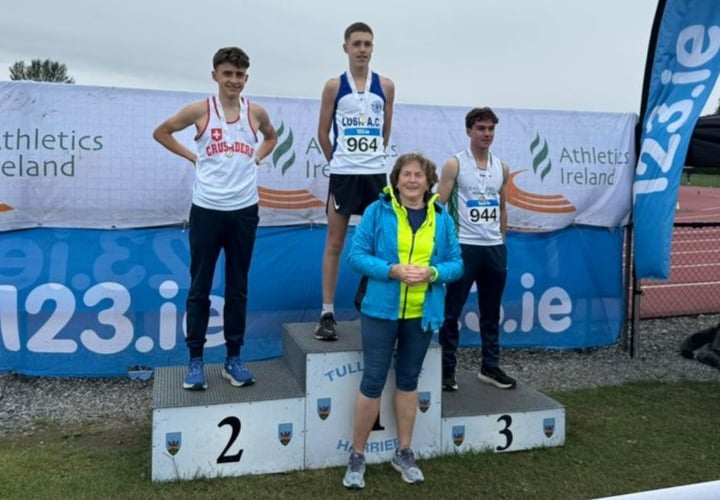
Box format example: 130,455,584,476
381,77,395,149
251,103,278,163
437,157,460,204
153,101,206,165
317,78,339,162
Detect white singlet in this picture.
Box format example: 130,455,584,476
193,96,259,210
328,71,387,175
449,149,505,246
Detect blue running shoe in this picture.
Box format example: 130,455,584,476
222,356,255,387
342,452,366,489
183,357,207,390
391,448,424,484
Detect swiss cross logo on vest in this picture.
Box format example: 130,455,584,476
211,128,222,141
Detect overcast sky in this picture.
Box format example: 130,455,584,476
1,0,718,115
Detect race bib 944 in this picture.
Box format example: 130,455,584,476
466,198,499,224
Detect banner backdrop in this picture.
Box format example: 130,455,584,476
633,0,720,279
0,81,632,376
0,225,623,377
0,81,636,232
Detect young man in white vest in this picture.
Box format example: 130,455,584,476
315,22,396,341
437,107,516,391
153,47,277,390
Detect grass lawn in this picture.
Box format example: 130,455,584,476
1,380,718,500
682,167,720,187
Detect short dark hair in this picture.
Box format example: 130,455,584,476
389,152,439,195
344,22,373,41
212,47,250,70
465,107,499,130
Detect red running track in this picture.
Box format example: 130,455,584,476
640,186,720,318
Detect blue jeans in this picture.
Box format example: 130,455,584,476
359,314,433,398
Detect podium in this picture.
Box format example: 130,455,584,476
151,322,565,481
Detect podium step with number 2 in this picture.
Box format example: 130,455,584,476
151,321,565,481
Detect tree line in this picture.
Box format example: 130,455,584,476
9,59,75,83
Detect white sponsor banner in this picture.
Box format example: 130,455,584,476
0,81,635,231
499,110,636,229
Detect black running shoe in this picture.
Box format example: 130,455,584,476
477,366,517,389
442,375,458,392
314,312,338,341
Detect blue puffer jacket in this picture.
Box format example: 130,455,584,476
349,189,463,332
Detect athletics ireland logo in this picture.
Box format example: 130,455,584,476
505,133,575,215
258,121,324,210
530,133,552,181
271,122,296,175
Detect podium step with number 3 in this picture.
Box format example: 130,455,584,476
151,321,565,481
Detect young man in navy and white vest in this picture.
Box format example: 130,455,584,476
437,107,517,391
315,22,396,340
153,47,277,390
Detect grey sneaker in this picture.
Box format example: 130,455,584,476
342,452,366,489
478,365,517,389
391,448,424,484
314,312,337,341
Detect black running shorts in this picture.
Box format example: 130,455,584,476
326,173,387,216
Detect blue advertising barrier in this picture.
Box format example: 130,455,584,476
0,225,624,376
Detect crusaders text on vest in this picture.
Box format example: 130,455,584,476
193,96,260,210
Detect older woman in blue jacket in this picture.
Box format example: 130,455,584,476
342,152,463,489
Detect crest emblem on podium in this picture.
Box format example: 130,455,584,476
278,423,293,446
165,432,182,456
417,391,431,413
543,418,555,438
452,425,465,446
317,398,331,420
